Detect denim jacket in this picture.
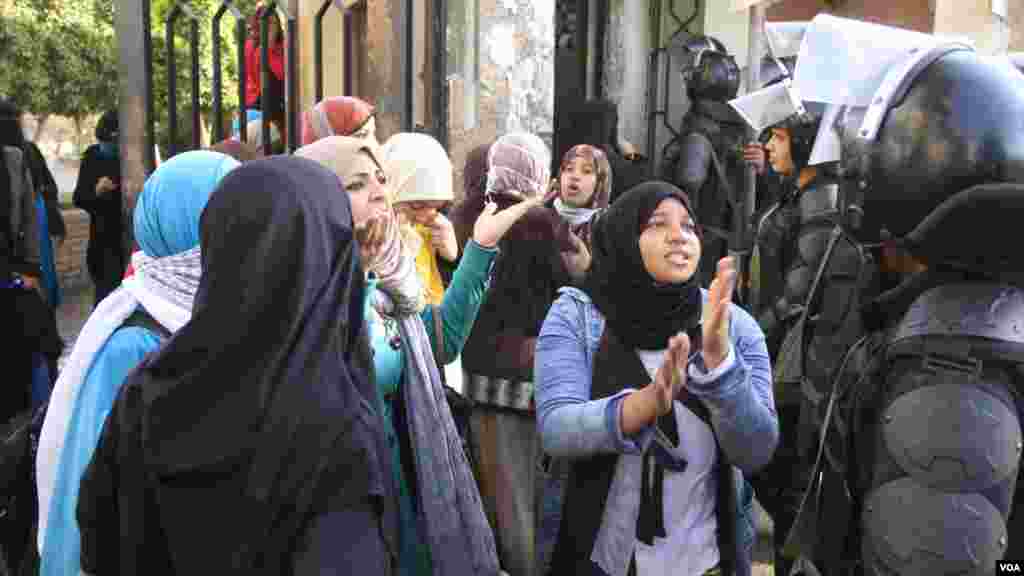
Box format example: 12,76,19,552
535,287,779,574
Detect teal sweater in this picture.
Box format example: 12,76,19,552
364,240,496,576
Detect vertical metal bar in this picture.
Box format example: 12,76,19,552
167,7,179,158
260,6,272,155
432,0,448,149
576,0,588,97
315,0,329,102
344,10,354,96
401,0,414,131
645,0,662,175
237,8,247,143
190,17,201,150
286,15,298,153
213,4,226,143
143,0,155,172
738,4,765,308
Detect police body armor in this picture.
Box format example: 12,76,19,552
773,38,1024,576
663,100,749,289
660,37,747,288
755,175,870,576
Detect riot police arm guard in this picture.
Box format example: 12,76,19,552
674,133,714,196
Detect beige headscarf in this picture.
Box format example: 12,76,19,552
380,132,454,204
295,136,425,315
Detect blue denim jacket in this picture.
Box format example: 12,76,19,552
535,287,778,574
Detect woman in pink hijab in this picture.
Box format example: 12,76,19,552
300,96,378,145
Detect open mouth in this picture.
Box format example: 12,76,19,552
666,252,689,266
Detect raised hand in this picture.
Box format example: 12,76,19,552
743,143,766,175
702,256,737,371
471,187,559,248
96,177,117,196
621,331,691,436
355,213,388,268
560,230,591,281
652,331,691,414
428,212,459,262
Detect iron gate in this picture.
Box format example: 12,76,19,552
131,0,445,173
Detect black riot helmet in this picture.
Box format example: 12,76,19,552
760,113,820,173
759,56,796,90
754,61,822,174
679,36,741,102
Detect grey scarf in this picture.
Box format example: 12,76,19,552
375,291,501,575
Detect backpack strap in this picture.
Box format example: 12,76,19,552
431,305,445,376
121,308,172,341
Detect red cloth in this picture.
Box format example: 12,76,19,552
244,38,285,107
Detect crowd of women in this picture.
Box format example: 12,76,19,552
4,95,780,576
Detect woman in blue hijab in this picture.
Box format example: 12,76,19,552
36,150,240,576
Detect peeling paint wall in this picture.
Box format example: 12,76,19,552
602,0,649,154
482,0,556,145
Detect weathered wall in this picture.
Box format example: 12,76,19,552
296,0,347,116
933,0,1009,55
483,0,555,141
351,0,554,198
603,0,653,155
766,0,934,32
449,0,555,198
1011,0,1024,51
55,209,90,288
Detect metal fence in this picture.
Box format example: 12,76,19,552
159,0,302,162
134,0,444,171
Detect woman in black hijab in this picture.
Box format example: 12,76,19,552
74,110,125,306
76,156,397,574
535,181,778,575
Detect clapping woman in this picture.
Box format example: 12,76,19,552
535,181,778,575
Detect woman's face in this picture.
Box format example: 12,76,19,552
764,127,795,177
559,156,598,208
639,198,701,284
341,151,389,227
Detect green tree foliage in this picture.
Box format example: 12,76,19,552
150,0,264,151
0,2,119,128
0,0,266,152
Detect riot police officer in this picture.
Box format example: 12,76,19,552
659,36,749,289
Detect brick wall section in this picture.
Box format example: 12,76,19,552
56,208,91,288
1011,0,1024,51
766,0,933,32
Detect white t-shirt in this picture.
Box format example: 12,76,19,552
631,349,719,576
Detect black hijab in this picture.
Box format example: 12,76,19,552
81,156,395,573
584,181,703,350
